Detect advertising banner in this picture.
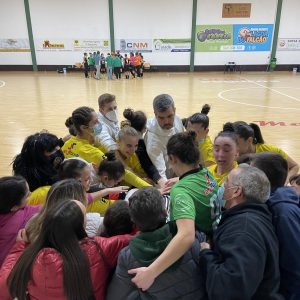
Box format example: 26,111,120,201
277,38,300,51
35,39,110,52
233,24,273,51
73,39,110,52
35,39,71,52
0,39,30,52
115,39,152,53
153,39,191,52
195,24,273,52
195,25,233,52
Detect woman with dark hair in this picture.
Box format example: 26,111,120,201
62,106,150,189
0,176,40,266
99,201,134,237
12,132,64,191
207,125,239,185
122,108,165,187
60,157,128,215
128,131,219,290
0,200,133,300
224,121,299,181
186,104,215,167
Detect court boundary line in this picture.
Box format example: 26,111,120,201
218,86,300,110
239,76,300,103
0,80,5,88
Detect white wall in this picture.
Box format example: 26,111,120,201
0,0,299,66
276,0,300,64
113,0,192,65
0,0,32,65
29,0,110,65
195,0,277,66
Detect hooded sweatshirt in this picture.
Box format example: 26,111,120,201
268,187,300,299
106,222,205,300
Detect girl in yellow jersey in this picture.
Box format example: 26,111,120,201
116,126,152,184
28,156,128,215
62,106,151,189
122,108,165,187
208,128,239,186
224,121,299,181
59,157,128,215
185,104,215,167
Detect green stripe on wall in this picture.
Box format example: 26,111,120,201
108,0,115,52
190,0,198,72
24,0,37,71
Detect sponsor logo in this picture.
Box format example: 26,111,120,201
197,29,231,42
43,40,64,48
237,27,268,44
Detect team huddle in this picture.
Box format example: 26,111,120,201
0,93,299,300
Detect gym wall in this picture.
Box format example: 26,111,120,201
0,0,299,70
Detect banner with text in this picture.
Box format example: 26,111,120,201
0,39,30,52
35,39,110,52
153,39,191,52
73,39,110,52
195,24,273,52
115,39,152,53
277,38,300,51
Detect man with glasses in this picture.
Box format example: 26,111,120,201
199,164,284,300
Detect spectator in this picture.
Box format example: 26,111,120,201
251,152,300,300
0,176,40,267
107,187,205,299
200,164,283,300
0,200,133,300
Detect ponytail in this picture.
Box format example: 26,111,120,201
249,123,264,144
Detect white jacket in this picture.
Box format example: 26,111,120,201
85,213,103,237
95,112,119,151
144,115,184,180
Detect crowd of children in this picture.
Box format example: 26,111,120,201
0,92,300,300
83,51,144,80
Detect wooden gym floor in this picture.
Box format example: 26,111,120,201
0,70,299,177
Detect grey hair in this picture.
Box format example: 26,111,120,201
231,163,270,203
153,94,174,112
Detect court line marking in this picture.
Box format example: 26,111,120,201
239,76,300,103
218,87,300,110
0,80,5,88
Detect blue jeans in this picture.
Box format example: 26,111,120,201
107,67,113,80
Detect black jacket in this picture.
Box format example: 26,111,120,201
136,139,161,183
200,201,284,300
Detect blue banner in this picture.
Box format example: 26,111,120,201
233,24,273,51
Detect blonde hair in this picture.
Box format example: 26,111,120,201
117,126,139,142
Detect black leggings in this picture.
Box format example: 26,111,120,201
114,67,121,79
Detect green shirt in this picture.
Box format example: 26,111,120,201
170,167,220,234
88,56,95,66
112,56,122,68
105,56,114,67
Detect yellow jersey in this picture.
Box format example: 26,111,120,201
208,161,238,186
28,186,51,206
62,136,150,188
255,143,288,159
28,184,114,216
124,153,148,179
198,136,215,166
